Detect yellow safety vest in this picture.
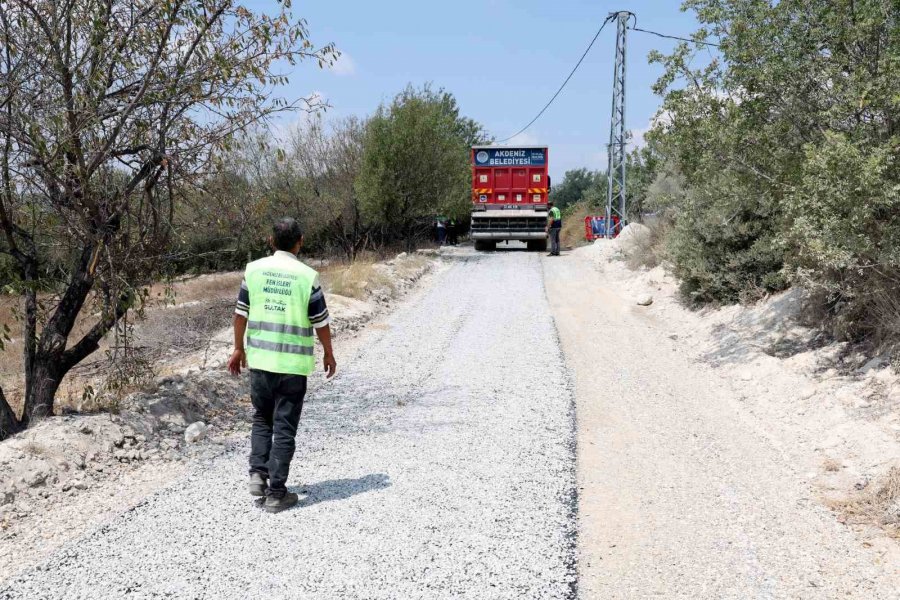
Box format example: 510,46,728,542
244,254,317,376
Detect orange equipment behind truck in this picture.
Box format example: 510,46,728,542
584,215,621,241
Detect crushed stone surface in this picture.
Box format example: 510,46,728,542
0,252,436,584
0,250,576,600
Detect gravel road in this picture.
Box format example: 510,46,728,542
0,250,577,600
546,247,900,599
4,244,897,599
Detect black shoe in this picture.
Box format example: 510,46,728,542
248,473,268,497
265,492,299,513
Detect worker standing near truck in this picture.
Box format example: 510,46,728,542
228,217,337,513
546,201,562,256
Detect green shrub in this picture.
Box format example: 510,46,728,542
650,0,899,340
666,185,787,304
785,133,900,340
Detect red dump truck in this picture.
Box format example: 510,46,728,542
470,146,550,251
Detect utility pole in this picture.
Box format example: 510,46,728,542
605,12,632,238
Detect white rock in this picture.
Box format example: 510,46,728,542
799,386,818,400
636,295,654,307
26,471,47,488
617,223,651,243
858,355,889,374
184,422,208,444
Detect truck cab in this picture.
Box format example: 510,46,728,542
470,146,550,251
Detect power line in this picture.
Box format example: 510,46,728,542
629,26,721,48
495,15,615,144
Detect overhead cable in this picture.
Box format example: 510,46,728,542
495,15,615,144
629,25,721,48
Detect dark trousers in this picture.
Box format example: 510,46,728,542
249,370,307,497
550,227,561,255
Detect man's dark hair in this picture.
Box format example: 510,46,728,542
272,218,303,251
547,201,554,207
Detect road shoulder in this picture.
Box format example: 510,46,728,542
544,246,900,598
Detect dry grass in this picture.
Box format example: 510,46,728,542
392,254,429,278
0,295,17,331
0,294,25,382
146,272,243,308
624,220,672,271
320,259,393,300
560,203,595,249
20,439,47,456
0,340,22,381
0,272,245,416
833,466,900,538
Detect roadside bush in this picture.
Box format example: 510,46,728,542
650,0,898,340
785,134,900,341
835,466,900,539
665,174,787,305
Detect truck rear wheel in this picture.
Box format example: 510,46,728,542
474,240,496,252
527,240,548,252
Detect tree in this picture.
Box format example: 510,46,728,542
625,145,661,221
287,116,370,259
0,0,336,439
550,141,659,219
648,2,798,303
549,168,596,210
168,130,277,275
357,84,490,250
651,0,899,318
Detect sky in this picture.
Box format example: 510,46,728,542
252,0,705,180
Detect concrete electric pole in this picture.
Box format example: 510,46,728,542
605,11,632,238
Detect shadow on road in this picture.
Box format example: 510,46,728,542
291,473,391,508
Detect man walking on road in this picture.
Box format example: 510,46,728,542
546,201,562,256
228,218,337,513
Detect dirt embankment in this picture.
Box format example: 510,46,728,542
0,250,439,584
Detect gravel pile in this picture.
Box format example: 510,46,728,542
1,250,577,599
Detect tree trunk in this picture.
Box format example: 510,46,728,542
0,386,22,441
20,244,99,426
21,356,64,427
20,284,130,429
